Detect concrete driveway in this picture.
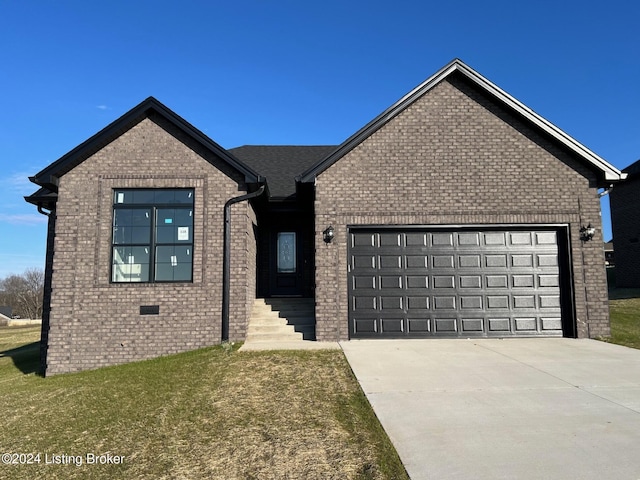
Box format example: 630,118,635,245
340,338,640,480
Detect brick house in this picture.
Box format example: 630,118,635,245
610,159,640,287
26,59,625,375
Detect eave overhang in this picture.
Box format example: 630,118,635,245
298,59,626,185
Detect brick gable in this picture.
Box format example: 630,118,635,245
314,78,608,340
45,118,255,374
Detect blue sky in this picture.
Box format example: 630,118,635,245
1,0,638,278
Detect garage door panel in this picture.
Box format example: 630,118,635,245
381,318,404,333
539,274,559,287
352,233,376,247
540,295,561,308
510,232,533,245
484,232,506,245
512,254,534,267
433,276,455,288
353,255,376,269
460,296,483,309
407,275,428,288
462,318,484,332
380,233,402,247
380,296,403,310
487,275,508,288
513,296,536,308
537,254,558,267
380,276,402,288
431,233,454,246
353,296,376,310
536,232,557,244
488,318,511,332
435,318,457,332
432,255,455,268
459,255,482,268
458,232,481,246
460,275,482,288
406,255,428,268
353,275,376,289
515,317,537,331
487,296,509,309
434,296,456,309
542,317,562,330
408,318,430,332
349,228,565,338
513,275,535,287
380,255,402,268
407,296,429,309
406,233,428,246
486,255,508,267
353,318,377,333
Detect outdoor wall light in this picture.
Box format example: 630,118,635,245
323,225,335,243
580,224,596,242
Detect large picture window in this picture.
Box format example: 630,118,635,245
112,189,194,283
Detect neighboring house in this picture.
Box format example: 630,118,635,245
26,59,625,376
0,306,12,319
0,306,11,325
604,241,615,267
610,159,640,287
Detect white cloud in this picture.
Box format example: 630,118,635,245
0,213,47,225
97,105,110,110
3,172,34,192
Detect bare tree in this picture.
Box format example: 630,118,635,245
0,268,44,319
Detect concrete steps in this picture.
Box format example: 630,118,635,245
244,298,316,344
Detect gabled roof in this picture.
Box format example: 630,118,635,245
230,145,337,199
299,59,626,185
29,97,263,192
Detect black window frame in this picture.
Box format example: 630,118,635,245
111,188,194,284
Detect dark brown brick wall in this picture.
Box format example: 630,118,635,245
610,176,640,287
45,117,256,375
314,77,609,340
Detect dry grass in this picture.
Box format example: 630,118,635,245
0,326,407,480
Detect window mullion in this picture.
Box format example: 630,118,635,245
150,206,157,283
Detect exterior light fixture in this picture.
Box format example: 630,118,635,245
580,224,596,242
323,225,335,243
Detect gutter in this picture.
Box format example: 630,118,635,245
221,185,266,341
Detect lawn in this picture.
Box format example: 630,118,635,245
0,327,408,480
607,297,640,349
3,281,638,480
605,267,640,349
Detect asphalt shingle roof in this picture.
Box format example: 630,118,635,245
230,145,337,199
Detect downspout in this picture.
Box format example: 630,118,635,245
34,203,55,376
37,204,53,216
222,185,265,341
598,185,614,198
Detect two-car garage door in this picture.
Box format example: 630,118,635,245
348,227,569,338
